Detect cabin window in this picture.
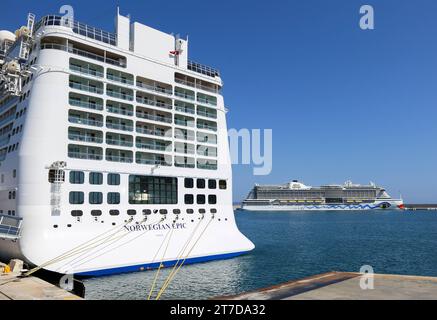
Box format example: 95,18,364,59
109,210,120,216
219,180,227,190
184,178,194,189
185,194,194,205
107,192,120,204
89,192,103,204
91,210,102,217
69,192,84,204
69,171,84,184
89,172,103,185
208,180,217,189
197,179,206,189
108,173,121,185
127,210,137,216
143,209,152,215
208,195,217,205
71,210,83,217
197,195,206,205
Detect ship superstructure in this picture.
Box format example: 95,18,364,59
0,10,254,276
242,180,404,211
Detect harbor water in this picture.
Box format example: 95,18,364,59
84,210,437,300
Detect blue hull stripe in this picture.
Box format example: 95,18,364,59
76,251,248,277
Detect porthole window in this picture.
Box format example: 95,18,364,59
197,179,206,189
89,192,103,204
89,172,103,185
173,209,181,215
187,209,194,214
219,180,227,190
185,194,194,205
69,192,84,204
184,178,194,189
211,209,217,214
127,210,137,216
91,210,102,217
69,171,84,184
71,210,83,217
199,209,206,214
107,192,120,204
160,209,168,215
208,180,217,189
109,210,120,216
208,195,217,205
197,195,206,205
108,173,121,185
143,209,152,215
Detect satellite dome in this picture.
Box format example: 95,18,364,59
0,30,16,43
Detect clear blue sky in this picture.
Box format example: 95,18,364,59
2,0,437,203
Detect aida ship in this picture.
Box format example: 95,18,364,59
0,10,254,276
242,180,404,211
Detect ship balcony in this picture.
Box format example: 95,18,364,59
136,137,171,152
0,114,15,127
136,107,172,124
197,93,217,107
174,87,195,101
106,117,134,132
197,159,218,170
136,122,172,139
174,128,195,142
70,58,104,78
68,127,103,144
174,101,195,115
137,76,173,96
106,101,134,117
0,215,22,240
68,110,104,128
0,135,11,148
174,115,195,128
197,132,217,145
136,92,173,111
69,93,104,111
69,76,104,95
197,119,217,132
68,144,103,160
197,106,217,119
106,133,133,148
174,142,195,155
174,156,196,168
106,149,134,163
106,85,134,102
175,73,221,95
197,146,218,157
136,152,171,166
107,69,134,86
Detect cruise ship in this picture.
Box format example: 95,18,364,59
242,180,404,211
0,10,254,276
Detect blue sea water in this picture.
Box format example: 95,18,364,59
84,210,437,300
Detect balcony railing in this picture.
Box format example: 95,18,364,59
106,122,133,132
107,74,134,86
136,142,169,151
107,90,134,101
136,128,168,138
106,155,133,163
69,98,103,111
175,162,196,169
69,116,103,127
106,138,133,147
69,134,103,143
175,105,195,115
41,43,125,67
137,82,173,96
175,91,195,101
175,119,195,127
70,64,104,78
197,163,218,170
197,123,217,132
68,151,103,160
136,158,170,166
69,81,103,94
107,106,133,116
197,97,217,106
197,110,217,119
136,112,172,124
136,97,172,110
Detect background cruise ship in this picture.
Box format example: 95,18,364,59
242,180,404,211
0,10,254,276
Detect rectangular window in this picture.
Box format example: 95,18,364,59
89,192,103,204
108,173,121,185
129,175,177,204
90,172,103,185
208,180,217,189
197,179,206,189
184,178,194,189
185,194,194,205
69,192,84,204
197,195,206,205
219,180,227,190
208,195,217,205
107,192,121,204
69,171,84,184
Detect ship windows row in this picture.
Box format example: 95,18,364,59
71,208,218,218
184,178,227,190
69,171,120,185
184,194,217,205
69,192,120,205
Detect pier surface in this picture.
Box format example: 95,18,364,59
219,272,437,300
0,273,82,300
